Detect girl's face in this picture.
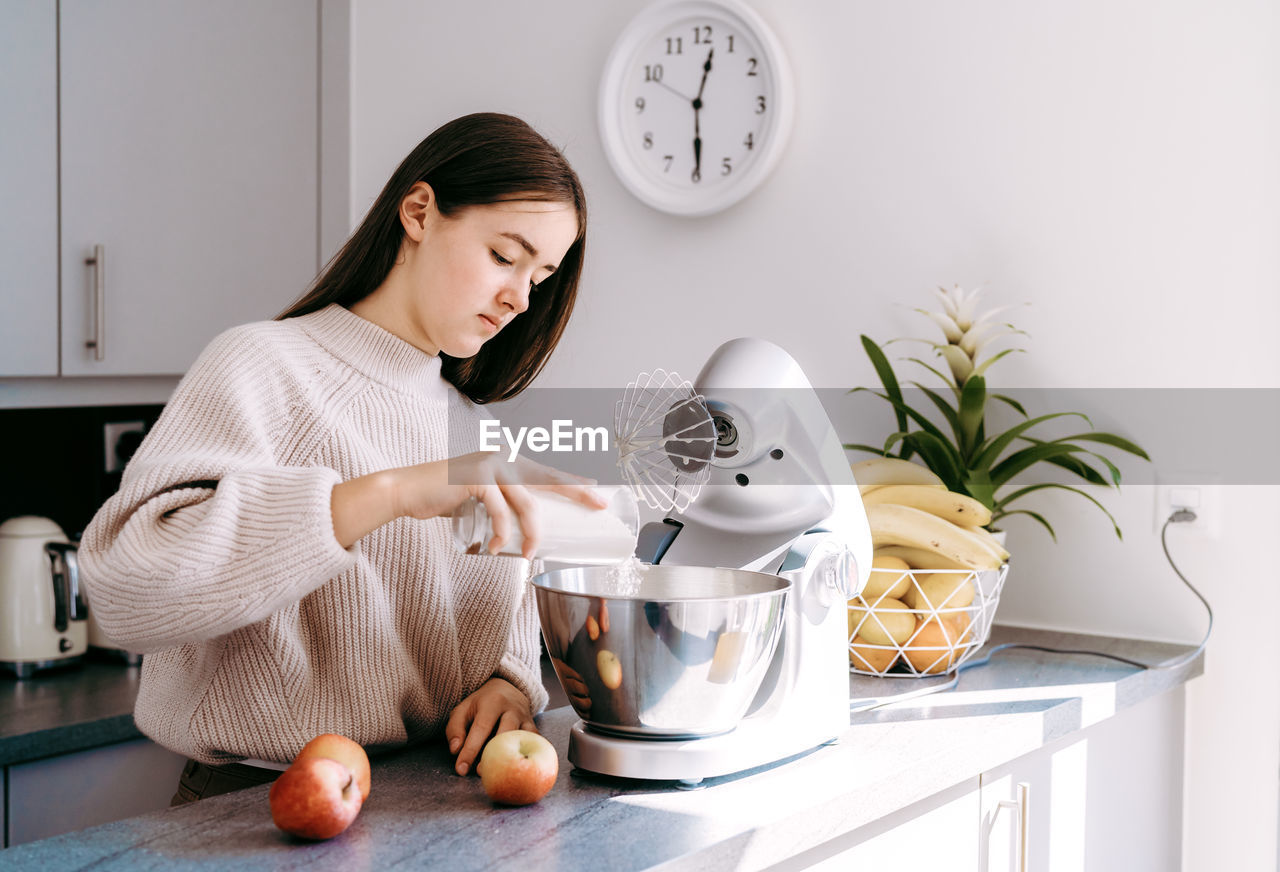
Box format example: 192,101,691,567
359,184,579,359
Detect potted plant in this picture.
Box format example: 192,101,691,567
845,285,1149,541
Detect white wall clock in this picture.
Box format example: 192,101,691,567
599,0,794,216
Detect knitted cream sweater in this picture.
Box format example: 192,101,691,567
80,304,548,765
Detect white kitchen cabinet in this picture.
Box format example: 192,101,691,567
773,778,982,871
58,0,319,376
6,736,187,846
769,685,1185,872
981,686,1185,872
1080,685,1184,870
0,1,59,376
1,0,320,379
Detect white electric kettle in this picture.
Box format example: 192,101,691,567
0,516,89,679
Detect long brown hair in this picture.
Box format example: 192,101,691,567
278,113,587,403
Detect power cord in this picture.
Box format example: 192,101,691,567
850,509,1211,714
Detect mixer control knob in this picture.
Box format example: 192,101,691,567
58,637,73,653
831,548,857,599
813,549,856,605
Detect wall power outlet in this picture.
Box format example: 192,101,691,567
103,420,146,473
1153,475,1220,538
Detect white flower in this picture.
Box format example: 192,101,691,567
918,285,1025,385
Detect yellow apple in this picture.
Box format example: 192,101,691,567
849,635,898,673
476,729,559,806
863,555,912,600
847,597,915,646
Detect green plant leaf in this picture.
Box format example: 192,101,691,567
972,412,1091,473
995,484,1123,540
860,391,955,453
903,431,965,491
989,441,1088,486
998,481,1093,510
906,356,959,393
1041,453,1112,486
907,381,960,435
860,336,908,439
843,443,888,456
1088,451,1122,486
1020,437,1123,486
1053,432,1151,461
989,508,1058,542
971,347,1024,379
990,393,1028,417
963,468,996,509
993,481,1063,508
957,373,987,458
882,431,909,454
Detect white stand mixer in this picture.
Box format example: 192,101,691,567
568,337,873,783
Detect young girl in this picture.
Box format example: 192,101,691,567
80,112,602,803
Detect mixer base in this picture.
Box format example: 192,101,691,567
567,715,838,783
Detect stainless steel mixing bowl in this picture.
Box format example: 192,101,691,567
532,564,790,738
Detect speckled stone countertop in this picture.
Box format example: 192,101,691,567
0,660,144,766
0,626,1201,871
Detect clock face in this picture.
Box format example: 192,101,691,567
599,0,793,216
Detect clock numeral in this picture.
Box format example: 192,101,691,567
743,132,754,150
692,24,712,44
746,57,758,77
665,36,683,55
726,34,735,53
663,155,673,172
755,95,767,114
635,97,646,113
721,157,732,176
644,64,664,83
643,132,654,150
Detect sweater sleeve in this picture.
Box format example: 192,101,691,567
494,561,550,714
79,325,357,653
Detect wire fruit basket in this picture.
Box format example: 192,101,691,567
847,564,1009,677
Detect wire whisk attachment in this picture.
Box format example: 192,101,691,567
614,369,715,512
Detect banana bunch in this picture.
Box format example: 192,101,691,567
852,458,1008,571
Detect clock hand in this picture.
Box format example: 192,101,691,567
694,48,713,104
653,78,693,103
693,127,702,182
690,48,712,182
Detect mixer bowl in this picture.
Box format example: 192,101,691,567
532,564,790,738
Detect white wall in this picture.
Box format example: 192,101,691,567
350,2,1279,868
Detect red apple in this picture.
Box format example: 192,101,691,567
476,729,558,806
269,757,363,840
295,733,371,801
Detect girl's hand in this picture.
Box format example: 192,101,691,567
443,677,536,776
331,451,606,552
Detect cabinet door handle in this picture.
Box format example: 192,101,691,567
85,244,105,361
988,781,1031,872
1015,781,1030,872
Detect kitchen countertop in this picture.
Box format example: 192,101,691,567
1,625,1201,871
0,659,144,767
0,657,568,769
